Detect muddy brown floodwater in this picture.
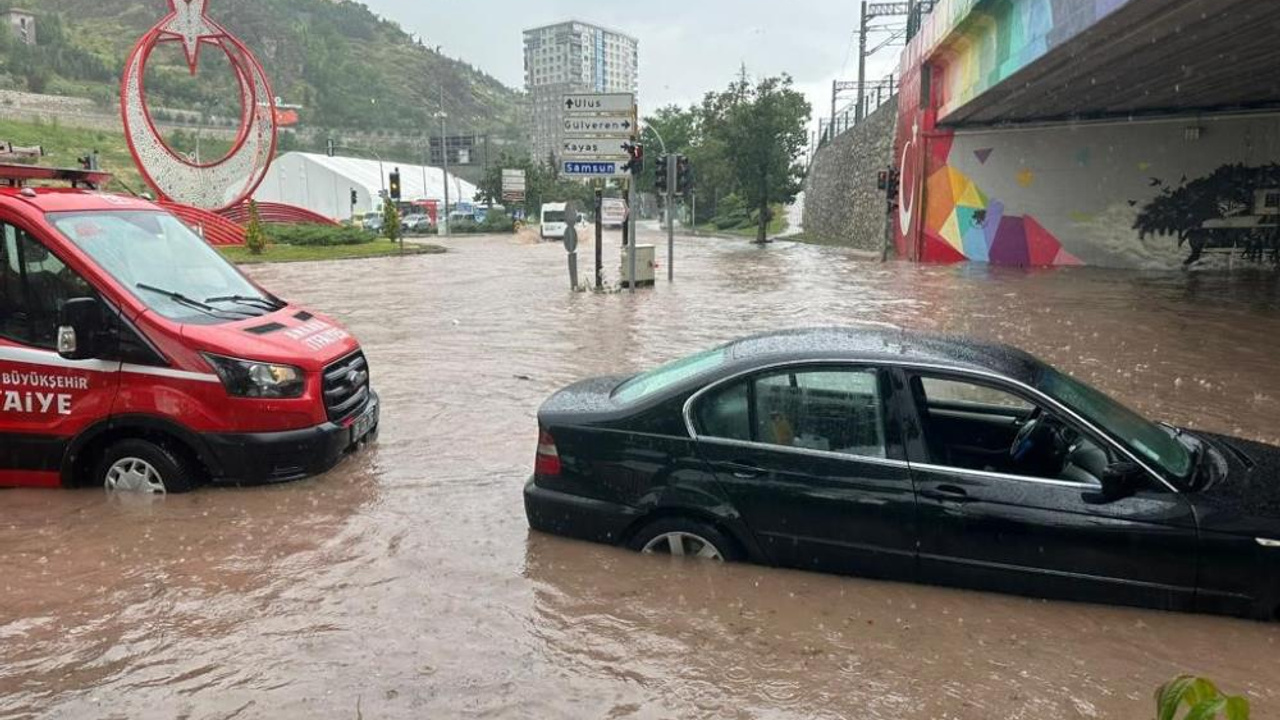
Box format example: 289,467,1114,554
5,228,1280,719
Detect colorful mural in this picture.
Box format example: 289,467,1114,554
910,0,1138,121
920,135,1081,266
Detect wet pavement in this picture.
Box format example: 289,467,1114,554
4,227,1280,718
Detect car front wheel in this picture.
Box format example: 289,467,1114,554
628,518,738,562
95,439,201,494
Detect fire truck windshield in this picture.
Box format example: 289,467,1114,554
48,210,276,323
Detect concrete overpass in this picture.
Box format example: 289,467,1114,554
894,0,1280,268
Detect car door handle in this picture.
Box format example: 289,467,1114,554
726,462,763,480
920,485,971,503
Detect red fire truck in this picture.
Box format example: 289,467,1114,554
0,164,378,493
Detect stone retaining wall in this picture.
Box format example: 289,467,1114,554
802,95,898,253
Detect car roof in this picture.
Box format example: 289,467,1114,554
542,202,567,211
0,187,160,214
724,327,1047,384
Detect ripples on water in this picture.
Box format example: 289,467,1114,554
3,230,1279,718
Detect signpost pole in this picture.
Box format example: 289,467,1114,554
627,177,637,294
594,187,603,290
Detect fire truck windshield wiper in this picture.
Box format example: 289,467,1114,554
204,294,284,312
137,283,252,319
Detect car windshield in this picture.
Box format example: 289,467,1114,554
49,210,275,323
613,347,729,403
543,211,566,223
1038,368,1192,480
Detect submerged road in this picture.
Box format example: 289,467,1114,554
4,228,1280,718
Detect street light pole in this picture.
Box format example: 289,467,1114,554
435,105,450,237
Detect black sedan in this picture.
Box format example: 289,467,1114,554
524,327,1280,620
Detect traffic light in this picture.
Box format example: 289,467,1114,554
622,141,644,174
676,155,693,195
654,154,669,193
389,168,402,201
350,189,358,206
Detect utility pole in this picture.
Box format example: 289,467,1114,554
857,0,869,124
830,79,838,138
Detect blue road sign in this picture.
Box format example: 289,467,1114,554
562,161,628,178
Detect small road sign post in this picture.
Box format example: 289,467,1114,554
562,92,638,291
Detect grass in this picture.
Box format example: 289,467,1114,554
0,117,143,193
694,204,789,239
219,241,446,264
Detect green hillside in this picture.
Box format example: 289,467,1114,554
0,0,524,141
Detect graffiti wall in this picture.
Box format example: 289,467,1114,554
927,0,1136,120
895,0,1280,269
922,116,1280,268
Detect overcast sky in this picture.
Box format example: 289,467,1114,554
360,0,902,134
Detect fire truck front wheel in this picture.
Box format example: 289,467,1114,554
95,439,202,494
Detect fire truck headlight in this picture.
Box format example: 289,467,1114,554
203,354,305,399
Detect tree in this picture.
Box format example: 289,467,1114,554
1134,163,1280,246
381,200,401,244
244,199,267,255
702,74,810,243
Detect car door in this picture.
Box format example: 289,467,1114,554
902,369,1200,611
0,219,120,487
692,364,917,580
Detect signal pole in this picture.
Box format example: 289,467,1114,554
666,154,676,282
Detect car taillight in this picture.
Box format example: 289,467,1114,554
535,429,561,476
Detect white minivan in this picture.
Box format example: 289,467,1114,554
540,203,568,241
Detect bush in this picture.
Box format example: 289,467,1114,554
480,211,515,233
449,218,480,234
711,193,752,229
244,200,266,255
264,224,377,247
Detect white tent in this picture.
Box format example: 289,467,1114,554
254,152,479,220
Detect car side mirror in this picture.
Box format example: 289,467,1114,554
1085,462,1143,504
57,297,104,360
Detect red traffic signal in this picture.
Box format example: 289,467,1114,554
622,142,644,174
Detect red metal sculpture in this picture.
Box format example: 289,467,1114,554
120,0,277,211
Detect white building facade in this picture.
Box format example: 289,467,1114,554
523,21,638,163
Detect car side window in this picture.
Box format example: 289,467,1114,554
920,376,1033,412
695,368,888,460
0,223,94,350
754,369,886,458
695,380,751,441
913,374,1111,486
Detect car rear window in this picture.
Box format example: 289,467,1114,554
613,347,728,403
543,211,566,223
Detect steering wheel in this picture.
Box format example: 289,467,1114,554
1010,408,1045,461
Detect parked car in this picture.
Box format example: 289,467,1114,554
0,164,378,494
361,211,384,232
401,213,432,233
525,326,1280,619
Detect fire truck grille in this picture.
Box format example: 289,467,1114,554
322,351,370,422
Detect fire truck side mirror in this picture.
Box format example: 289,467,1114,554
58,297,104,360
